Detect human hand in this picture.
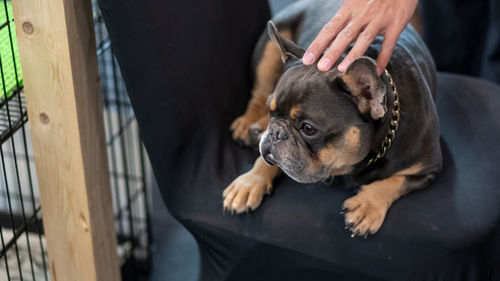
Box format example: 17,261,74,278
302,0,418,75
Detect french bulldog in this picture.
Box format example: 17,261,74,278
224,0,442,237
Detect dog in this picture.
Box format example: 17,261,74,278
223,0,442,237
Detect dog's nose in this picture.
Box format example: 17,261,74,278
263,152,277,166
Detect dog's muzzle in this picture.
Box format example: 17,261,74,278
259,120,289,166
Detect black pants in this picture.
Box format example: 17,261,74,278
421,0,500,84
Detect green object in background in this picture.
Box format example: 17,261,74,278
0,1,23,99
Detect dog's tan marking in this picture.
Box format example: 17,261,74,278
396,163,423,176
343,175,407,236
313,133,364,176
343,126,360,151
269,96,277,111
223,157,281,214
316,145,342,166
230,30,292,145
314,145,350,175
289,105,301,119
309,145,352,176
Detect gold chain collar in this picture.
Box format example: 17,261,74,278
366,69,400,167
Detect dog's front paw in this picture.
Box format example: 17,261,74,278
341,193,388,237
248,114,270,143
222,171,272,214
230,115,253,146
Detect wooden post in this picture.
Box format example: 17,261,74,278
11,0,121,280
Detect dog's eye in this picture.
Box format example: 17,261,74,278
301,122,317,136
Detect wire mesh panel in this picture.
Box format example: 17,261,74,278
0,1,48,280
0,0,153,280
93,2,153,279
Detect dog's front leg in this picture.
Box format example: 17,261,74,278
342,163,439,237
223,157,281,214
342,175,408,237
230,30,292,145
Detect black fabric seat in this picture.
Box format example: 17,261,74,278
98,0,500,280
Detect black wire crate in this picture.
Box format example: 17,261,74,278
0,0,153,280
0,88,48,281
93,1,153,279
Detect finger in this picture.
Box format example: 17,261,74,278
338,22,381,72
317,21,364,71
376,25,404,75
303,12,349,65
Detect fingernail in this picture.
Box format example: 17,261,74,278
338,59,351,72
302,52,315,65
377,67,382,75
318,58,331,71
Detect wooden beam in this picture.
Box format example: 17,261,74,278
11,0,121,280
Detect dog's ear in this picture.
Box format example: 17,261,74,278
341,57,387,119
267,21,304,64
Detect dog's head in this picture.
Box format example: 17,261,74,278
259,21,388,183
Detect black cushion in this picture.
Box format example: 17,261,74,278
98,0,500,280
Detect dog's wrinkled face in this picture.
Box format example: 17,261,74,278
260,22,387,183
259,63,373,183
